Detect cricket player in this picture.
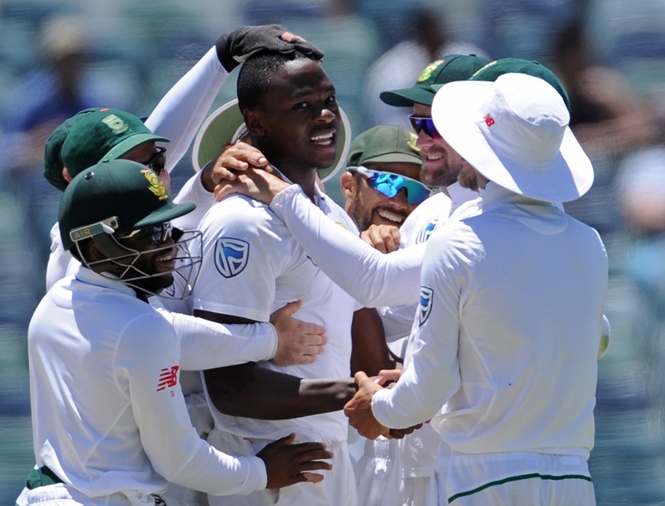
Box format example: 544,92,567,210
345,72,607,505
25,159,332,506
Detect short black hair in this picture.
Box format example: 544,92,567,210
237,50,310,112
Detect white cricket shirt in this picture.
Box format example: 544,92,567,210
29,266,266,498
372,183,608,459
194,186,361,443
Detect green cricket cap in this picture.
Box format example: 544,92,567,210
466,58,571,112
59,159,194,250
347,125,421,168
380,54,490,107
61,108,169,179
43,108,98,191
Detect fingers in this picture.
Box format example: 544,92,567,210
376,368,403,386
360,225,401,254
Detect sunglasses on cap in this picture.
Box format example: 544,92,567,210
142,146,167,176
348,166,431,205
409,115,441,139
117,222,173,245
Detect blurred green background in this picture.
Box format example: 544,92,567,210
3,0,665,504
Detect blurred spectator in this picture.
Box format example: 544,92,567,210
362,6,489,128
1,13,120,301
617,145,665,238
552,18,663,160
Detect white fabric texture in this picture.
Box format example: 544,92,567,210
269,185,425,308
29,266,267,498
206,430,357,506
372,183,607,496
194,188,359,443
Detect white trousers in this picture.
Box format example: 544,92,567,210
24,483,159,506
431,452,595,506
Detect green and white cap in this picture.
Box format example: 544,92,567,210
191,98,352,183
59,159,194,250
379,54,489,107
61,108,169,178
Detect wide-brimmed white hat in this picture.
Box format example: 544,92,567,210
192,99,352,184
432,73,593,202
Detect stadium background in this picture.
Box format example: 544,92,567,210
2,0,665,504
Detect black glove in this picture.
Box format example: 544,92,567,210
215,24,325,72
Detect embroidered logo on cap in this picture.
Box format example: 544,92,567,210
142,168,168,200
417,60,445,83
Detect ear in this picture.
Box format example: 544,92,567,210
340,171,357,199
243,109,265,137
62,166,72,183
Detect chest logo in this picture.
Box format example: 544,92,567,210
416,217,440,244
214,238,250,278
418,286,434,326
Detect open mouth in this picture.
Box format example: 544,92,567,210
311,130,335,147
376,208,406,225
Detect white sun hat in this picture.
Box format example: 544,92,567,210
431,72,593,202
192,98,352,184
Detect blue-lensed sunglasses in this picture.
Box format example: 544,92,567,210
349,166,431,205
409,115,441,139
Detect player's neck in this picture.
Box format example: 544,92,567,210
279,166,319,202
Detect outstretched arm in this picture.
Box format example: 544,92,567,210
196,310,356,420
214,168,425,308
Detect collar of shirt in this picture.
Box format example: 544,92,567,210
447,181,479,209
74,263,139,299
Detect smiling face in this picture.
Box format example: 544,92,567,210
115,224,178,295
342,162,422,231
412,103,461,188
242,58,340,175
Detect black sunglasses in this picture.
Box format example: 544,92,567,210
143,146,167,175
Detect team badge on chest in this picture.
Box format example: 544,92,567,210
418,286,434,326
214,238,250,278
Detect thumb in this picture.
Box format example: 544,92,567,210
213,183,236,202
278,300,303,317
354,371,370,386
274,433,296,447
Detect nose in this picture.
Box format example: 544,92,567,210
415,129,433,149
317,108,336,124
392,188,410,208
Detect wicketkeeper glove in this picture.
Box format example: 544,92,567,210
216,24,325,72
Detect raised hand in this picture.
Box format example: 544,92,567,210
213,166,290,204
216,25,325,72
270,300,327,365
360,224,401,254
257,433,333,488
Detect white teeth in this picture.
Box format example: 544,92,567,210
311,132,333,145
377,209,404,224
156,253,173,262
425,154,443,161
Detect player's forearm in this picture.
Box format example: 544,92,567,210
270,186,423,307
204,364,357,420
145,46,227,173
